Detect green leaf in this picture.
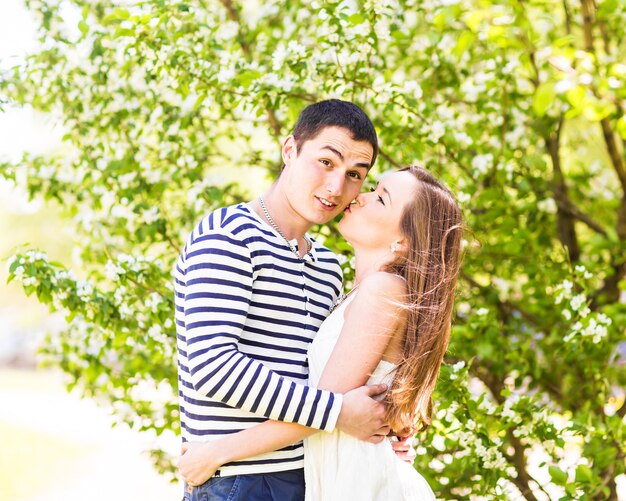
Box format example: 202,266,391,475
348,13,365,25
575,464,593,483
78,20,89,36
192,93,207,111
113,27,134,39
111,8,130,20
454,31,475,59
103,8,130,24
533,82,556,117
465,10,486,32
582,100,616,121
549,466,569,486
565,85,586,107
598,0,619,15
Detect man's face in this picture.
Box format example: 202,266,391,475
279,126,374,228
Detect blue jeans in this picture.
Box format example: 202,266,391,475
183,469,305,501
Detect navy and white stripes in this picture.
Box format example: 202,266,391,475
175,203,344,475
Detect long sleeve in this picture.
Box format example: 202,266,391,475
178,228,343,432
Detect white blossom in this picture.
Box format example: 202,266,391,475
471,154,494,176
216,21,239,41
570,294,586,311
77,280,94,301
453,131,473,147
427,121,446,143
272,44,288,71
402,80,423,98
113,286,126,305
554,79,575,94
146,292,162,313
13,265,25,281
451,360,466,372
217,67,235,84
537,198,557,214
118,303,133,318
142,207,159,224
457,191,471,205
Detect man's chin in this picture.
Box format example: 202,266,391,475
313,210,342,225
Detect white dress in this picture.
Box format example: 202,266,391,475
304,294,436,501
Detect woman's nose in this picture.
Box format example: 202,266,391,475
355,193,367,206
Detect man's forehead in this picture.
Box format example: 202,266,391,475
311,128,373,159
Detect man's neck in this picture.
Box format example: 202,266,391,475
253,187,311,241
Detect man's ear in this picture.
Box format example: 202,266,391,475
282,135,297,166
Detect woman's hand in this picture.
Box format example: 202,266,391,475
178,442,223,487
390,434,417,464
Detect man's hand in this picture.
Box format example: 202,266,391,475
336,384,390,443
390,434,417,464
178,442,223,489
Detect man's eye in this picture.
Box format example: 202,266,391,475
348,172,362,180
320,159,331,166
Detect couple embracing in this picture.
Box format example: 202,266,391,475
175,100,463,500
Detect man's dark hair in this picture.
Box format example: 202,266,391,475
292,99,379,167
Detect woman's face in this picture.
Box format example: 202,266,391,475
338,170,419,251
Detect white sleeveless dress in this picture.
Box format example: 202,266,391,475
303,294,436,501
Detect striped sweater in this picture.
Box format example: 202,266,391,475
175,202,344,475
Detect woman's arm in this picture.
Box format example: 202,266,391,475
179,272,407,486
179,382,391,486
316,272,407,393
179,420,313,486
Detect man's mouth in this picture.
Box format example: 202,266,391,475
316,196,338,210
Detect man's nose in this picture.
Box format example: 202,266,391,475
325,171,346,196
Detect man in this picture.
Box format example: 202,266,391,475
175,100,406,500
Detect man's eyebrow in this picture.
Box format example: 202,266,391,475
322,145,371,169
321,145,344,160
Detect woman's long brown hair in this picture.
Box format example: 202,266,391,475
384,166,464,435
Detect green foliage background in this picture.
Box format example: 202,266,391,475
2,0,626,498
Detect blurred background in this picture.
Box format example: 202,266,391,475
0,1,181,498
3,0,626,498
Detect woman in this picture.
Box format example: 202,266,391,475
179,166,463,499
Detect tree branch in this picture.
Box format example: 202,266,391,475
563,0,573,35
581,0,595,50
553,191,608,236
461,273,544,327
218,0,284,139
591,0,612,55
579,0,626,302
545,120,580,261
472,367,540,501
378,148,403,168
599,120,626,195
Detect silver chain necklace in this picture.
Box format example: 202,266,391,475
330,285,359,313
259,196,311,257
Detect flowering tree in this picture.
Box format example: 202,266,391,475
2,0,626,497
